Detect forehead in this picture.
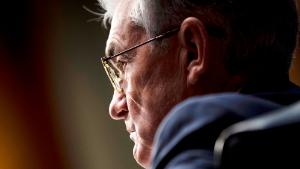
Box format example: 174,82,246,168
106,0,145,53
110,0,131,33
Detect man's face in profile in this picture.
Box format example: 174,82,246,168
105,1,188,168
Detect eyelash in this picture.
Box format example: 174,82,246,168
116,55,128,71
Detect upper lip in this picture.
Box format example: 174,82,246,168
125,120,135,133
127,128,135,133
126,124,135,133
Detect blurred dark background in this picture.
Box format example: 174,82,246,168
0,0,140,169
0,1,299,169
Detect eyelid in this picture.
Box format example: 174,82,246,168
105,41,135,61
109,53,128,65
117,54,130,63
118,51,134,61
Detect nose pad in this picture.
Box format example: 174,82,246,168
109,91,128,120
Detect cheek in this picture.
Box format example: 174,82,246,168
143,62,187,109
131,66,185,120
127,56,187,116
124,68,168,143
125,52,187,138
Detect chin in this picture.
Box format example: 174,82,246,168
134,142,152,168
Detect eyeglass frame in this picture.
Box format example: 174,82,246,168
100,27,180,93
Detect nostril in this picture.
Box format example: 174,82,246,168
109,91,128,120
118,110,129,119
110,109,128,120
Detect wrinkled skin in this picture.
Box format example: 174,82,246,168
107,2,187,168
106,0,236,168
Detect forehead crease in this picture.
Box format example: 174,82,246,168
111,0,132,26
107,0,132,46
107,21,145,51
105,0,146,56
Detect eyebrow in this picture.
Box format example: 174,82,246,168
105,42,116,58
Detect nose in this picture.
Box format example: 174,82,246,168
109,90,128,120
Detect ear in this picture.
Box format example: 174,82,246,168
178,17,208,85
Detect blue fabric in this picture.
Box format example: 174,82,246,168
151,93,284,169
164,150,214,169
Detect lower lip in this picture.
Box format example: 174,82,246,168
130,132,138,156
130,132,137,142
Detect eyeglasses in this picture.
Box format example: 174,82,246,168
101,27,179,93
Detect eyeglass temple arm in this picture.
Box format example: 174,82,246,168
101,27,180,61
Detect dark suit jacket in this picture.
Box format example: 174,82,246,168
151,82,300,169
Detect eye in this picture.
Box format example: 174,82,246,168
116,56,128,72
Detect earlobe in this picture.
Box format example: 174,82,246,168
187,59,205,85
178,17,208,85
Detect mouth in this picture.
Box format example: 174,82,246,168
129,132,137,142
126,122,136,142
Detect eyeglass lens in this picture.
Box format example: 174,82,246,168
101,59,123,92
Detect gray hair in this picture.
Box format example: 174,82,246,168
97,0,144,29
97,0,227,36
98,0,298,79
